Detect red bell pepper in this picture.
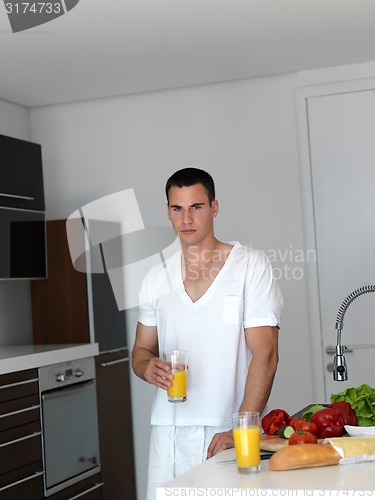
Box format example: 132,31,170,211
261,409,291,435
310,407,345,438
329,401,357,426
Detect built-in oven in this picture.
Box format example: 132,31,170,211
39,357,101,497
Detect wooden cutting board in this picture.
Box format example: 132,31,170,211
260,434,323,451
260,434,289,451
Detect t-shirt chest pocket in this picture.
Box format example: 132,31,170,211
222,295,243,325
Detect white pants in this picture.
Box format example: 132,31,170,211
147,425,231,500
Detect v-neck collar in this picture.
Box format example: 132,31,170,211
177,241,239,309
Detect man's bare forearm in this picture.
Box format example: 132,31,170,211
240,326,279,413
239,352,278,414
132,344,173,390
131,345,158,381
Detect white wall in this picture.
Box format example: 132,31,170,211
29,73,311,500
2,59,375,500
0,99,35,345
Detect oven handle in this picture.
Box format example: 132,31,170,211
42,379,96,402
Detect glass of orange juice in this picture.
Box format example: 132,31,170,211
163,350,187,403
232,412,261,473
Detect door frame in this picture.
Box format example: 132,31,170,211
294,75,375,402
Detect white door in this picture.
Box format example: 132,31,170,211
304,85,375,400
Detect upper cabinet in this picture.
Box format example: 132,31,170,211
0,134,46,279
0,134,45,211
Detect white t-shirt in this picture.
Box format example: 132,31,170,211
138,241,283,427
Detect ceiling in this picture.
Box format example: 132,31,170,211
1,0,375,108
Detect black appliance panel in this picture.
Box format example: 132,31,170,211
0,207,46,279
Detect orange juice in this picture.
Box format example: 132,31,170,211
167,370,187,401
233,426,260,469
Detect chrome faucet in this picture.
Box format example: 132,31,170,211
333,285,375,381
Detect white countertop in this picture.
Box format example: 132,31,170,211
0,344,99,374
158,447,375,498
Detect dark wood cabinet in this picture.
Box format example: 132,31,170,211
96,350,137,500
0,369,44,499
31,219,137,499
0,134,46,279
0,134,44,211
31,219,90,345
0,470,44,499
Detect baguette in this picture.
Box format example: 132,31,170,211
269,443,341,471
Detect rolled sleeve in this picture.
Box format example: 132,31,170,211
243,251,283,329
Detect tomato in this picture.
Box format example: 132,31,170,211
294,420,319,437
289,418,306,429
288,431,317,446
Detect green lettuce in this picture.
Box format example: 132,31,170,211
330,384,375,426
302,404,326,421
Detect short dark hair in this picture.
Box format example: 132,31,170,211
165,167,216,204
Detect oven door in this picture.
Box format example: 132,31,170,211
41,380,100,495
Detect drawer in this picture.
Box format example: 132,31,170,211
1,474,44,500
0,379,39,403
0,432,42,475
0,403,40,432
0,461,44,497
0,419,41,446
0,393,40,431
47,473,103,499
0,368,38,387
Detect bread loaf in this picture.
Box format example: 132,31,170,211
269,443,341,471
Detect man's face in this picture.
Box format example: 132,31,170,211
167,183,218,247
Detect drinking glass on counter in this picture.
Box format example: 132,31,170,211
163,350,187,403
232,411,261,473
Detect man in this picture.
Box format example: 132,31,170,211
132,167,283,500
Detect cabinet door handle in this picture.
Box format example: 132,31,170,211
0,192,35,201
0,377,39,390
0,404,41,420
100,357,129,367
69,482,104,499
0,470,44,492
0,431,42,449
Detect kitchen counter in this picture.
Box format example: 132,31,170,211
158,447,375,498
0,343,99,374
